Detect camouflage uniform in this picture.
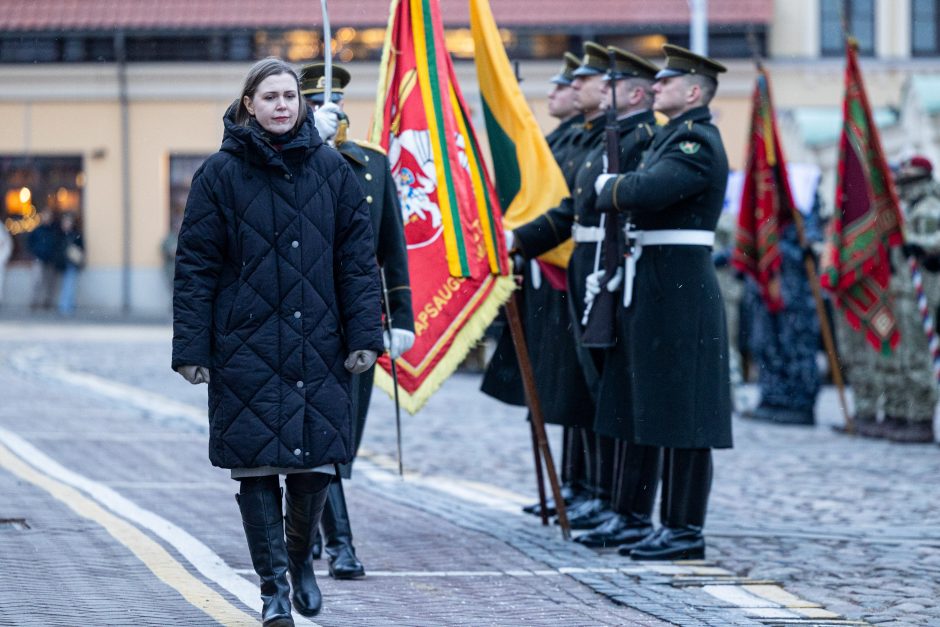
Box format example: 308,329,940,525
843,173,940,442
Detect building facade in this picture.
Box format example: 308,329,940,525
0,0,936,313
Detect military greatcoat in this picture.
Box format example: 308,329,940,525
480,118,596,427
512,112,656,389
595,106,733,449
338,138,414,475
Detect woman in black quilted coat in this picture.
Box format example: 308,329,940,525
172,58,384,626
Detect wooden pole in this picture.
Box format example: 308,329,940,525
504,293,571,539
529,420,548,526
790,208,854,432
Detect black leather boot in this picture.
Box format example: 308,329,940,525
321,479,366,579
575,512,653,548
236,482,294,627
630,448,711,561
311,528,322,560
284,475,330,617
628,525,705,560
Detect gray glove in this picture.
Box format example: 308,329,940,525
177,365,210,385
383,328,416,360
313,102,342,144
344,350,378,374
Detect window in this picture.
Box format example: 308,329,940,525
821,0,875,56
1,156,83,262
913,0,940,56
168,155,208,236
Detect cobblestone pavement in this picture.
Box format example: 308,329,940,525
2,319,937,625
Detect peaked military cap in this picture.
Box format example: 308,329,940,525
550,52,582,86
572,41,608,77
299,62,351,103
655,44,727,81
607,46,659,81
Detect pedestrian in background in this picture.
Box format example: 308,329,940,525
27,208,60,310
298,60,415,581
172,57,384,626
56,212,84,317
0,221,11,307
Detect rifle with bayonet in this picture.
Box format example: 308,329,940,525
580,49,621,348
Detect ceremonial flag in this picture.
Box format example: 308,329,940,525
732,68,795,313
469,0,572,269
368,0,514,413
820,39,904,355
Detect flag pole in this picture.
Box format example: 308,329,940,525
320,0,332,104
746,31,853,431
505,293,570,539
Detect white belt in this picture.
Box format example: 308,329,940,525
622,229,715,309
572,224,605,243
632,229,715,247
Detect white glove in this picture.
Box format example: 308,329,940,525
605,266,624,292
584,267,624,306
344,349,378,374
595,173,616,196
177,365,210,385
383,328,416,360
313,102,342,143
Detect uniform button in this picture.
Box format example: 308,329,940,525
365,173,373,181
576,187,582,194
284,173,292,181
366,195,373,203
293,448,301,456
291,240,299,248
294,311,301,319
296,381,304,389
364,155,370,162
585,161,591,168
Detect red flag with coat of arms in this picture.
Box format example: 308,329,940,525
368,0,514,413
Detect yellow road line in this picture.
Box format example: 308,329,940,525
0,441,257,627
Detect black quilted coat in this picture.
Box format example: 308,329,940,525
172,105,384,470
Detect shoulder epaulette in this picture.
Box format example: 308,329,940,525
351,139,387,156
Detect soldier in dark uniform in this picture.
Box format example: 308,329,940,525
510,45,658,538
300,62,415,578
481,50,595,518
545,52,585,165
593,44,733,560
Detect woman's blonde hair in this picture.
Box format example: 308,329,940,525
234,58,308,132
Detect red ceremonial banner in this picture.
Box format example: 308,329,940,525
368,0,514,413
733,69,795,313
820,39,903,355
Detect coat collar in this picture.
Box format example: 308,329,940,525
337,140,368,166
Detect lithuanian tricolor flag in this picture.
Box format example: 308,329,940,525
469,0,572,269
368,0,514,413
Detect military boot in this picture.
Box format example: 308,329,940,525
853,414,884,438
236,484,294,627
321,479,366,579
575,512,653,548
883,416,935,443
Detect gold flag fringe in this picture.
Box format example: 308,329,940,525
374,275,516,414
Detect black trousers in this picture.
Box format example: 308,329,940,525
659,448,712,528
561,426,586,491
611,442,661,518
580,429,616,500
